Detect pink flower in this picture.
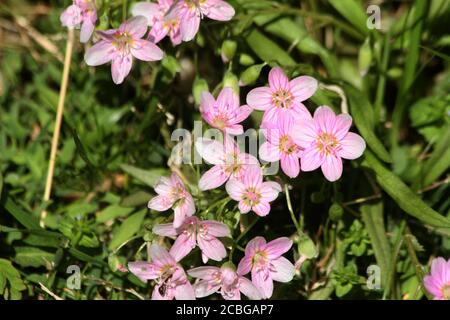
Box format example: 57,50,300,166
237,236,295,299
200,87,252,135
225,166,281,217
167,0,235,42
246,67,317,125
131,0,182,45
60,0,97,43
128,244,195,300
188,264,262,300
148,172,195,228
153,216,230,263
423,257,450,300
195,136,259,191
292,106,366,182
84,16,164,84
259,118,303,178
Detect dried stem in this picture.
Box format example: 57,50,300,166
40,28,74,227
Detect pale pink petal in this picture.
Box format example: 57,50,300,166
60,5,82,28
291,119,317,148
245,236,266,255
224,125,244,135
259,142,280,163
270,256,295,282
314,106,337,134
180,12,201,41
202,220,231,237
195,138,226,165
149,244,176,266
152,223,177,237
238,201,252,214
217,87,238,110
188,266,220,280
260,182,281,202
169,233,196,262
154,176,172,196
128,261,159,281
131,2,160,26
253,202,271,216
243,165,263,189
111,55,133,85
431,257,449,281
231,105,252,124
268,67,289,91
175,282,196,300
152,284,172,300
193,280,221,298
239,276,262,300
199,165,229,191
265,237,293,259
290,101,313,120
122,15,148,38
80,20,95,43
423,275,444,298
84,41,114,66
173,195,195,229
252,269,273,299
289,76,318,102
300,146,323,172
131,40,164,61
148,195,173,211
148,21,169,43
246,87,273,111
199,91,215,114
321,154,343,182
339,132,366,160
333,114,353,140
280,153,300,178
204,0,235,21
237,256,252,276
197,236,227,262
225,179,245,200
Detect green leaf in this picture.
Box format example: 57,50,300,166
329,0,370,37
2,196,40,230
109,210,146,250
14,247,55,268
421,125,450,187
96,204,134,223
361,201,391,287
363,151,450,228
245,29,296,67
120,164,167,187
120,191,152,208
344,84,392,163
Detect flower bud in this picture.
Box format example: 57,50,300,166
193,76,209,105
358,38,373,77
328,203,344,222
221,40,237,63
239,63,266,87
298,234,317,259
223,71,239,94
239,54,255,66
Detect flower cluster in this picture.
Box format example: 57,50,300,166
60,0,235,84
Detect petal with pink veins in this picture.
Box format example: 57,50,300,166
268,67,289,91
80,20,95,43
239,276,262,300
149,244,176,266
300,146,323,172
237,256,253,276
152,223,177,237
202,220,231,237
333,114,353,140
251,269,273,299
111,55,133,85
198,165,229,191
238,201,251,214
84,41,114,66
246,87,273,111
321,154,343,182
225,179,245,200
260,182,281,202
197,237,227,262
291,119,317,148
289,76,318,102
131,40,164,61
123,15,148,38
148,195,173,211
339,132,366,160
252,202,271,216
280,153,300,178
205,0,235,21
314,106,337,134
270,256,295,282
175,282,196,300
169,233,196,262
265,237,293,259
180,11,201,41
131,2,160,26
128,261,159,281
259,142,280,162
195,138,226,165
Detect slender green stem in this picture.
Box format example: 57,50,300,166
285,184,301,233
122,0,128,21
229,217,260,261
